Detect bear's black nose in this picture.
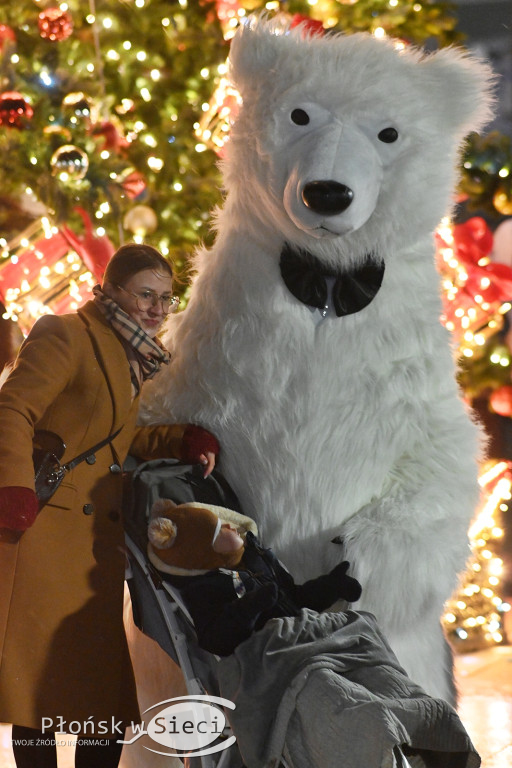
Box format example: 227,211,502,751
302,181,354,215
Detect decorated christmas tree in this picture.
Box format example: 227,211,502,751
0,1,463,248
0,0,465,340
0,0,511,650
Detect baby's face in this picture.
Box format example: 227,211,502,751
213,521,244,554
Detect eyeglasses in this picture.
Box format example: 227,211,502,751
116,285,181,314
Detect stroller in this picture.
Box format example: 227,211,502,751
123,460,477,768
123,457,250,768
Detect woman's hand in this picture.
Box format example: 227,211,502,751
199,451,216,478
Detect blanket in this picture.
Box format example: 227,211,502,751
217,610,480,768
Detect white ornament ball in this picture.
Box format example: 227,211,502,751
123,204,158,235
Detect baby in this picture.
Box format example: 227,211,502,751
147,498,361,656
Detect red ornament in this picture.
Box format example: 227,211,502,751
290,14,325,37
119,169,148,201
452,217,494,265
0,91,33,129
0,24,16,53
490,385,512,418
38,8,73,42
91,121,129,154
215,0,241,29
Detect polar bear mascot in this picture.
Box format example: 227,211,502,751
140,16,495,704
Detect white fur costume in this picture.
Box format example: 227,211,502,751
140,17,494,704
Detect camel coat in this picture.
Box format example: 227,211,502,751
0,301,186,735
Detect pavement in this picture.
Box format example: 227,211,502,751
456,644,512,768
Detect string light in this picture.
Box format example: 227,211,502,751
195,76,242,153
0,219,96,333
436,220,510,650
443,461,510,650
147,156,164,171
436,219,512,357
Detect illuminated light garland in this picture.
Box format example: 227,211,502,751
443,459,510,650
0,219,96,334
195,76,242,154
436,217,512,357
436,219,511,650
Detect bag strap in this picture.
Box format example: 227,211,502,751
63,426,123,472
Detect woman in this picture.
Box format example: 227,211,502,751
0,243,219,768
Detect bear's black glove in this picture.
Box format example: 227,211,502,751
326,561,362,603
294,560,362,612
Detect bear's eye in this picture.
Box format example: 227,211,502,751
378,127,399,143
291,108,310,126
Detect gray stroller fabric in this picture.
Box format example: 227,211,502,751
217,609,480,768
124,458,241,547
124,458,241,666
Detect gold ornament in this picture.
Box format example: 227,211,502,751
123,205,158,235
493,187,512,217
62,91,91,119
50,144,89,182
43,124,72,141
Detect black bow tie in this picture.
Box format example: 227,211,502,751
279,243,385,317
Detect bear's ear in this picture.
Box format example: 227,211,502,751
148,517,177,549
418,47,496,136
228,15,287,94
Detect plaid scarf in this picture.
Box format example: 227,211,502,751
92,285,170,397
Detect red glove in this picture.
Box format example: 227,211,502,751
0,487,39,531
181,425,220,464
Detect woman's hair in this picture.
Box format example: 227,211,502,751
103,243,173,287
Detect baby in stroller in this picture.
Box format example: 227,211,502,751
146,497,481,768
147,498,362,657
